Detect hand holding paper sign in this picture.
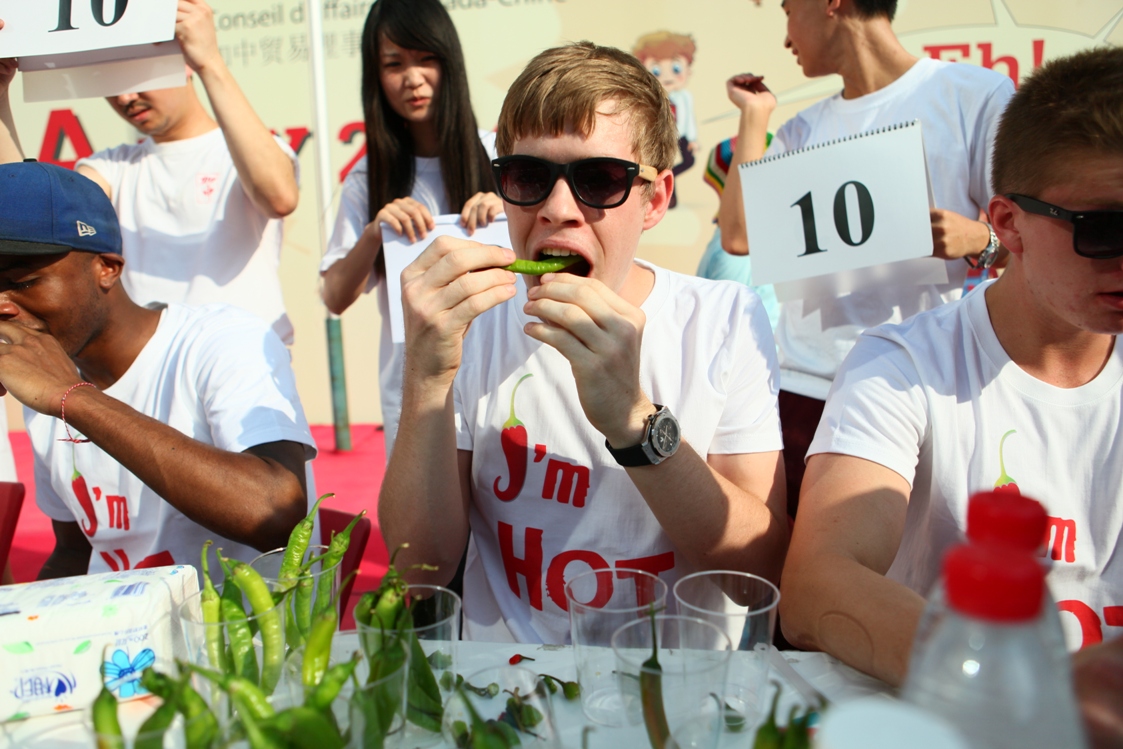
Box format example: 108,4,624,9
930,207,993,261
175,0,222,74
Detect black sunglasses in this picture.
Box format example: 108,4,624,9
491,156,659,210
1006,194,1123,260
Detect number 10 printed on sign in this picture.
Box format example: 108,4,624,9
739,121,934,287
0,0,177,59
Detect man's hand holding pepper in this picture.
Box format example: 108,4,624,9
399,236,517,385
0,321,84,417
523,272,654,449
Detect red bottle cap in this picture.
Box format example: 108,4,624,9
944,543,1044,623
966,491,1047,553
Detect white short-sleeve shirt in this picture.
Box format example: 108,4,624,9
29,304,317,575
77,129,299,345
453,263,783,643
809,283,1123,650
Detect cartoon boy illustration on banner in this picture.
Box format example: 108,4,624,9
633,30,698,208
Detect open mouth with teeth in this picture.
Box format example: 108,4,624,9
531,248,591,277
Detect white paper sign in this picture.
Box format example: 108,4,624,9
0,0,178,58
384,215,513,343
20,41,186,103
740,121,935,287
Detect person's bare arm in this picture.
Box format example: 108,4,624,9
177,0,298,218
717,74,775,256
321,198,435,314
0,321,308,553
76,164,113,200
37,520,93,580
526,271,789,579
780,452,923,687
378,236,517,579
0,35,25,164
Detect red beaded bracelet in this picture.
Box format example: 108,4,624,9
58,381,96,444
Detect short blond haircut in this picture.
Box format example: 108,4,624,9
495,42,678,173
632,31,697,65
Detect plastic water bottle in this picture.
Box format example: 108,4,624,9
909,491,1068,674
902,543,1087,749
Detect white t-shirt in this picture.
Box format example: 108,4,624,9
808,282,1123,651
453,262,783,643
29,304,317,576
77,129,298,345
765,58,1014,400
319,131,498,457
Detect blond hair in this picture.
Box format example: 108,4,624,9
632,31,697,64
495,42,677,173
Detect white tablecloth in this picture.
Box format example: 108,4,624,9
0,640,892,747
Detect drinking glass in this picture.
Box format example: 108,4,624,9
611,614,732,749
177,583,291,704
348,637,411,749
354,584,461,748
673,570,779,731
565,567,668,726
441,666,559,749
251,543,342,649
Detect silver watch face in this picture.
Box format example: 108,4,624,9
650,411,681,457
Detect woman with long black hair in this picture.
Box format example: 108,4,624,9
320,0,501,458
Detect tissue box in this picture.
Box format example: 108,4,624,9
0,565,199,722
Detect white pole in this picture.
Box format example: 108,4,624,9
306,0,352,451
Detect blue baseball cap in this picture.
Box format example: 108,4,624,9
0,161,121,255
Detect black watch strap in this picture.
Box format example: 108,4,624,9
604,437,653,467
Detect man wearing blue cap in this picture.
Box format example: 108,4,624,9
0,161,316,580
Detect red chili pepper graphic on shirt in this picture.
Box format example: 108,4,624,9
72,467,98,537
493,374,533,502
993,429,1020,494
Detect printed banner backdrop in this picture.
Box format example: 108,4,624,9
6,0,1122,427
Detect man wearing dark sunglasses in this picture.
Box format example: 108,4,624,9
380,43,789,644
781,46,1123,725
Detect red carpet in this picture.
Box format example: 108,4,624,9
6,425,389,628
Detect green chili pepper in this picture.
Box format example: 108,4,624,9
279,492,334,583
502,255,582,275
261,706,345,749
218,553,260,685
312,509,366,620
239,705,286,749
302,571,356,689
540,674,580,701
503,688,544,733
781,705,811,749
199,541,228,675
751,685,784,749
92,674,123,749
185,663,275,722
455,685,520,749
142,668,219,749
134,697,178,749
306,651,361,711
221,552,285,695
639,612,671,749
295,576,315,641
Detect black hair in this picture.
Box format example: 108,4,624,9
851,0,897,22
359,0,494,222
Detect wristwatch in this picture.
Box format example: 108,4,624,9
967,223,1000,270
605,405,681,467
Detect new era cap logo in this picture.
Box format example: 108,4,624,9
76,221,97,237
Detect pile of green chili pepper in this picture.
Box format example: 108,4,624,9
449,683,550,749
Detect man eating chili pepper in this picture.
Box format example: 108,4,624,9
381,42,789,643
0,157,317,582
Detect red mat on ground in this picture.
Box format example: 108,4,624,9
6,425,389,629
